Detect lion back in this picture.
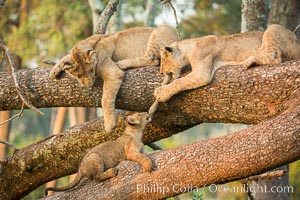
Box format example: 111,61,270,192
112,25,179,61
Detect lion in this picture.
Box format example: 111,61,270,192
154,24,300,102
49,25,178,133
45,112,152,196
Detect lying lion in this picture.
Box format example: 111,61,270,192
155,24,300,102
45,112,152,196
50,25,178,133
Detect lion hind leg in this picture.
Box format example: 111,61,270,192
117,36,160,69
242,50,282,69
117,57,159,69
96,168,118,181
118,27,174,70
243,28,284,68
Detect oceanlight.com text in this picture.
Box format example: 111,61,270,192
136,183,293,195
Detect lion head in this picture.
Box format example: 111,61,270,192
126,112,151,132
50,35,102,87
159,46,185,80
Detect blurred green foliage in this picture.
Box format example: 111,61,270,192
0,0,92,67
180,0,242,38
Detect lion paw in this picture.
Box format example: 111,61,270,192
104,120,116,134
142,160,153,173
242,56,257,69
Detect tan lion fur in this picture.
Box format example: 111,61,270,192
155,24,300,102
49,25,178,133
45,112,152,196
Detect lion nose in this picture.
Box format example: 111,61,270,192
146,115,151,121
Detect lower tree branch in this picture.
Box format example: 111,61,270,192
44,97,300,199
0,111,183,200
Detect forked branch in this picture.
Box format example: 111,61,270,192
94,0,120,34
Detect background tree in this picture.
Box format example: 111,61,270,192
242,1,300,199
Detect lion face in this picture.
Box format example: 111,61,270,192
61,46,97,87
50,46,97,87
127,112,151,131
159,47,184,80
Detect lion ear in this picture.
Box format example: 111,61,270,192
165,47,173,53
62,64,73,70
86,49,96,63
160,47,173,57
127,115,140,126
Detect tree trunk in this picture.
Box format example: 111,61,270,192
268,0,300,35
241,0,270,32
107,1,123,33
0,61,299,199
19,0,30,26
88,0,103,33
241,2,296,199
249,166,290,200
94,0,120,34
144,0,160,26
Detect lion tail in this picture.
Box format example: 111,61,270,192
44,173,85,196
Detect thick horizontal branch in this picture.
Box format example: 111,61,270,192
0,61,299,127
44,98,300,200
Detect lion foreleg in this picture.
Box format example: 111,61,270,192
100,60,124,133
127,151,152,172
155,56,214,102
49,54,71,79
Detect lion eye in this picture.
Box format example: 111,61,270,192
65,61,73,66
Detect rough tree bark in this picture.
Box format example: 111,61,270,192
43,98,300,200
94,0,120,34
0,60,299,199
242,1,300,199
241,0,270,32
268,0,300,36
45,107,67,195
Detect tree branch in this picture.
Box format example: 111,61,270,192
0,61,299,126
43,98,300,199
0,61,299,199
94,0,120,34
0,111,183,200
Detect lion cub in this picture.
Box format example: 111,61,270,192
49,25,178,133
45,112,152,195
155,24,300,102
